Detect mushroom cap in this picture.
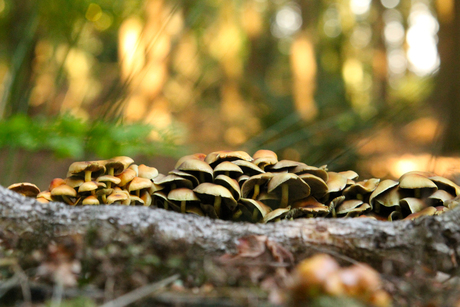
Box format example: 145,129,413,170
204,150,253,167
193,183,237,210
231,160,265,176
138,164,159,180
153,174,193,189
263,207,290,223
213,161,244,178
399,197,426,215
51,184,77,198
167,188,200,203
82,195,100,205
292,196,325,209
168,169,200,187
292,164,329,182
214,174,241,201
116,168,137,186
130,195,145,206
8,182,40,197
252,149,278,161
428,176,460,196
140,190,152,207
107,191,130,205
174,153,207,169
399,173,438,190
79,181,105,193
65,177,85,188
241,173,274,198
404,206,437,220
267,173,311,202
103,156,134,175
326,172,348,193
128,177,153,192
339,170,359,180
96,175,121,186
298,174,329,199
427,189,454,206
49,178,66,191
369,179,399,205
128,164,139,176
238,174,250,186
343,178,380,198
266,160,302,172
36,191,53,201
239,198,272,219
336,199,364,215
177,159,213,183
67,161,105,177
152,191,171,209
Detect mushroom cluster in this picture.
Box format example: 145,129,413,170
7,150,460,223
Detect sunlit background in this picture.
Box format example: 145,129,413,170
0,0,459,188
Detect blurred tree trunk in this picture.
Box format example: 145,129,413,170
434,0,460,154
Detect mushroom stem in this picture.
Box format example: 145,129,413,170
414,188,421,198
181,201,186,213
62,195,74,206
252,184,260,200
232,209,242,220
85,171,92,182
214,196,222,218
280,184,289,208
199,173,205,184
102,194,107,204
252,209,259,222
108,167,114,176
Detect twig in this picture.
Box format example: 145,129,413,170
99,274,180,307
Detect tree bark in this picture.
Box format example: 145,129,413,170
1,185,459,274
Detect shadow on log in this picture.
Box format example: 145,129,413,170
1,185,459,274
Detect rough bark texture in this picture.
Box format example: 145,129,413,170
1,185,459,273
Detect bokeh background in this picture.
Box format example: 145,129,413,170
1,0,459,190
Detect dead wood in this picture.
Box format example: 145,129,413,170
1,185,460,274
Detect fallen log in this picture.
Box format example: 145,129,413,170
1,185,459,274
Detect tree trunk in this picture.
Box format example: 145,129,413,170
1,185,459,274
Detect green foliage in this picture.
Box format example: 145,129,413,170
0,114,184,159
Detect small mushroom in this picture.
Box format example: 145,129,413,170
427,190,454,206
213,161,244,179
403,206,437,220
174,153,207,169
428,176,460,196
128,177,153,197
399,173,438,198
252,149,278,171
326,172,348,194
267,173,311,208
266,160,302,173
214,174,241,201
36,191,52,203
232,160,265,176
241,173,274,200
263,207,290,223
8,182,40,197
193,183,237,218
168,169,200,187
298,174,329,200
103,156,134,176
51,184,77,206
82,195,100,206
399,197,427,216
336,200,370,218
153,174,193,191
107,189,130,205
65,177,85,189
168,188,200,213
67,161,105,182
177,159,213,183
137,164,159,180
204,150,253,167
239,198,272,222
289,197,330,218
343,178,380,201
116,168,137,187
292,164,329,182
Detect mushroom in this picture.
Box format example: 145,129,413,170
103,156,134,176
82,195,100,206
193,183,237,218
177,159,213,183
267,173,311,208
128,177,153,197
116,168,137,187
67,161,105,182
152,191,171,210
369,180,400,215
36,191,52,203
426,190,454,206
65,177,84,189
403,206,437,220
213,161,244,179
263,207,290,223
48,178,66,191
292,164,329,182
107,189,130,205
336,201,371,218
288,197,330,218
399,197,427,216
252,149,278,171
167,188,200,213
399,173,438,198
343,178,380,201
96,175,121,194
239,198,272,222
298,174,329,200
214,174,241,201
428,176,460,196
204,150,253,167
140,190,152,207
8,182,40,197
78,181,105,196
231,160,265,176
137,164,159,180
326,172,348,194
265,160,302,173
153,174,193,191
51,184,77,206
241,173,274,200
168,169,200,188
174,153,207,169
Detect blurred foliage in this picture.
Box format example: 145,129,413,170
0,113,183,159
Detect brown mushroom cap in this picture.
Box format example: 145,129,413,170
128,177,153,194
339,170,359,181
177,159,213,183
174,153,207,169
266,160,302,172
138,164,159,180
399,173,438,198
292,164,329,182
36,191,53,201
252,149,278,170
168,188,200,213
427,189,454,206
428,176,460,196
78,181,105,194
65,177,85,189
96,175,121,186
326,172,348,193
399,197,426,215
214,174,241,201
298,174,329,200
107,191,130,205
8,182,40,197
289,197,330,218
343,178,380,200
153,174,193,190
67,161,105,181
51,184,77,205
152,191,171,209
168,169,200,187
232,159,265,176
213,161,244,179
116,168,137,187
82,195,100,205
193,182,237,217
404,206,437,220
267,173,311,208
241,173,274,199
336,199,364,215
369,179,399,205
102,156,134,175
49,178,66,191
204,150,253,167
239,198,272,222
263,207,290,223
